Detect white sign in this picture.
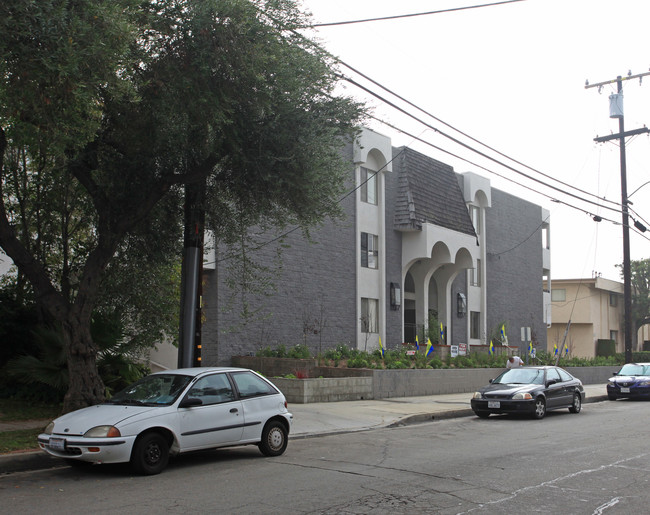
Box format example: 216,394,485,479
458,343,467,356
451,345,459,358
521,327,531,341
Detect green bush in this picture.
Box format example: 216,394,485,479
347,357,370,368
288,344,311,359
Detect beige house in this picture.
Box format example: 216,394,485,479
547,277,650,358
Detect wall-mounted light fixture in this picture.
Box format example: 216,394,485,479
390,282,401,311
457,292,467,318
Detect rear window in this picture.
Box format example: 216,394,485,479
231,371,278,398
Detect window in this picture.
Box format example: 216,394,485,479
470,311,480,339
360,167,377,205
231,371,277,399
546,368,561,383
542,226,550,249
610,330,618,342
361,232,378,269
361,298,378,333
470,259,481,286
187,373,235,405
609,293,617,307
551,288,566,302
469,205,481,235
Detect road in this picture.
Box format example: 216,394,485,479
2,400,648,514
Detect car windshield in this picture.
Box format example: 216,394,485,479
106,374,193,406
618,364,650,376
493,368,545,385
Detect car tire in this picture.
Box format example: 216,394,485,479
258,420,288,457
532,397,546,419
130,432,169,475
474,411,490,419
569,393,582,413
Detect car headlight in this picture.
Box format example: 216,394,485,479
84,425,121,438
44,422,54,435
472,392,483,399
607,381,615,386
638,380,650,386
512,392,533,400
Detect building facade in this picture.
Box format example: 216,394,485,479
201,128,550,365
547,276,650,357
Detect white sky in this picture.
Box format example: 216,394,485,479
300,0,650,282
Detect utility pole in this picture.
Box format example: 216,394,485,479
586,71,650,364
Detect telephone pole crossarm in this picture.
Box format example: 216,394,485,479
594,127,649,143
585,71,650,90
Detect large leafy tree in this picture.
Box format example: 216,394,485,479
0,0,364,413
620,259,650,351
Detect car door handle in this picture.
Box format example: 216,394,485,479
230,408,238,413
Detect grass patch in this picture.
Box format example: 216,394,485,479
0,398,61,422
0,428,43,454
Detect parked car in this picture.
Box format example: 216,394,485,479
607,362,650,400
470,366,584,419
38,367,292,475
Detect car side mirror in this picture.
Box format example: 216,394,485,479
613,372,618,376
179,397,202,408
546,379,557,387
489,379,493,383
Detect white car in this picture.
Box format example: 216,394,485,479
38,367,292,475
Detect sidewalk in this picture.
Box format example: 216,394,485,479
0,384,609,474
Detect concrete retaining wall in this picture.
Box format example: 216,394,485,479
234,356,614,404
269,377,373,403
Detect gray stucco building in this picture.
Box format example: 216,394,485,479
201,128,551,365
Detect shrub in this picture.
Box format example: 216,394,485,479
288,344,311,359
347,357,370,368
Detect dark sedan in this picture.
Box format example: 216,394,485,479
607,362,650,400
471,366,584,419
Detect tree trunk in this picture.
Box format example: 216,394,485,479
61,315,105,413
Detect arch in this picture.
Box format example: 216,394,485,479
365,148,388,173
430,241,452,267
454,247,474,269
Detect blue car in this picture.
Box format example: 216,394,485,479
607,362,650,400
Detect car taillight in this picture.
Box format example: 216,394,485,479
284,401,288,409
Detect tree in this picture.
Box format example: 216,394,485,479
0,0,364,412
620,259,650,351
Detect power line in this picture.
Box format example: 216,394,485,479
338,60,624,211
304,0,526,28
341,73,626,218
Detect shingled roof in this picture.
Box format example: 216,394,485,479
393,146,476,237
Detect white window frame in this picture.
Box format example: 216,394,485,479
361,232,378,269
361,298,379,333
360,167,377,205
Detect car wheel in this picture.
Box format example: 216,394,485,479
258,420,288,457
607,394,617,401
474,411,490,419
569,393,582,413
131,432,169,475
532,397,546,419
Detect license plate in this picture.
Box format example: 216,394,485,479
49,437,66,451
488,401,500,408
620,387,630,393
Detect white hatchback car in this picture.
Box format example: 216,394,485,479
38,367,292,475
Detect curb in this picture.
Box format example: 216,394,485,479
0,450,62,475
